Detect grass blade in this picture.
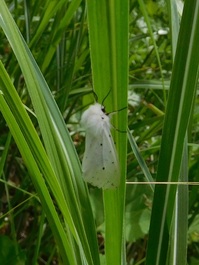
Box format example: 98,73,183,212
0,1,99,264
86,0,128,264
146,1,199,264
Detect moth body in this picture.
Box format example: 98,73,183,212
81,103,120,189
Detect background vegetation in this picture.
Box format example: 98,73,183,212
0,0,199,265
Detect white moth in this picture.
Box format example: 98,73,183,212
81,103,120,189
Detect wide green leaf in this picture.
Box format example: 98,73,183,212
86,0,128,264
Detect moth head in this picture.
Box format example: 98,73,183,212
101,105,106,114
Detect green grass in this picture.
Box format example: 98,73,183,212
0,1,199,265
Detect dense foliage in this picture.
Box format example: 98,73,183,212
1,1,199,265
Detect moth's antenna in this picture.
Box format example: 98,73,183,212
101,88,127,116
92,90,98,102
107,106,127,115
102,89,111,106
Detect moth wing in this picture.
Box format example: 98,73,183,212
101,128,120,189
82,132,105,188
82,127,120,189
